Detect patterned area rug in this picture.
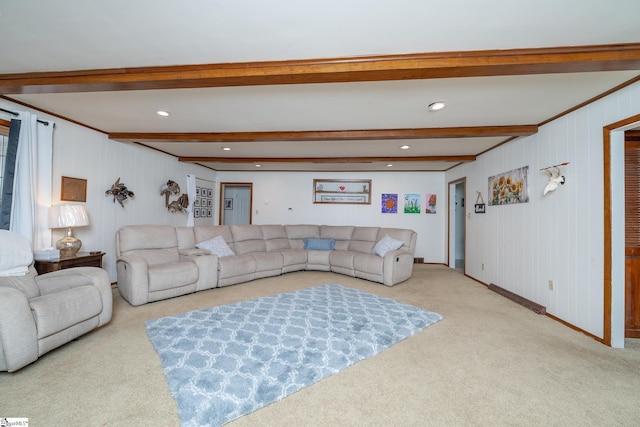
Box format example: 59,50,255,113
146,284,443,426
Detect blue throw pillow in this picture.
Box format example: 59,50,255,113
303,238,336,250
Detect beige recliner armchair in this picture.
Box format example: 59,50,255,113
0,230,112,372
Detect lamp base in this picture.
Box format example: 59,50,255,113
56,227,82,258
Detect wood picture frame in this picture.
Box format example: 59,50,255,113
313,179,371,204
61,176,87,202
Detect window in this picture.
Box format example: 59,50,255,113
0,119,10,206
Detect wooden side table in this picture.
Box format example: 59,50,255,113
34,252,105,275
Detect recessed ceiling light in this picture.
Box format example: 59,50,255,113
156,110,171,117
400,145,410,150
386,164,393,167
222,147,231,151
255,164,262,167
427,101,447,111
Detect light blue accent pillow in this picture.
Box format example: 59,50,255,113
303,237,336,250
196,235,236,257
373,235,404,257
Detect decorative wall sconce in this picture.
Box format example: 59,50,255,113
161,179,189,213
160,180,180,207
105,177,135,207
540,162,570,196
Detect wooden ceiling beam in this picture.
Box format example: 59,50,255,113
178,155,476,163
2,44,640,94
110,125,537,143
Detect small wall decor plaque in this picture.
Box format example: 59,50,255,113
475,191,486,214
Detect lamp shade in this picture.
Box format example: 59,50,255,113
48,204,90,229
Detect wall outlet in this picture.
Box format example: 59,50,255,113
548,280,554,291
481,263,485,271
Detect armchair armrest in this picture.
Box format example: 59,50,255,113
35,267,112,327
0,287,38,372
116,254,151,306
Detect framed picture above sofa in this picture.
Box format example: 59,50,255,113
313,179,371,204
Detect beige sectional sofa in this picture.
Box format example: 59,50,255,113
115,224,417,306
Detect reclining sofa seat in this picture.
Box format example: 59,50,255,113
116,225,217,306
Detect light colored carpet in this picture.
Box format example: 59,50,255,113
2,264,640,426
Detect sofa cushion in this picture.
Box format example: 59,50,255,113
373,235,405,257
285,225,319,249
354,253,384,275
218,254,256,278
303,238,335,250
251,252,283,275
377,228,414,250
320,225,354,251
148,262,199,292
280,249,308,270
134,248,181,266
194,226,235,253
29,285,102,339
261,225,291,251
118,225,177,253
349,226,379,253
231,225,267,255
197,236,235,258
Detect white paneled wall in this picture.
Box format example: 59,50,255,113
447,81,640,340
0,99,216,283
218,171,447,263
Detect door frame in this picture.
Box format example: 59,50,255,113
604,113,640,347
448,177,466,270
219,182,253,225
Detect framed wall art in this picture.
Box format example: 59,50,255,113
60,176,87,202
313,179,371,204
488,166,529,206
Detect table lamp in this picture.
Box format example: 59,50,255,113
48,204,90,258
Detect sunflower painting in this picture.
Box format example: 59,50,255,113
381,193,398,213
488,166,529,205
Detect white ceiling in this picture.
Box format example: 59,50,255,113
1,0,639,171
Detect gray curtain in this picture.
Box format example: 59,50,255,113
0,119,21,230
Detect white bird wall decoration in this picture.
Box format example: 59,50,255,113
541,162,569,196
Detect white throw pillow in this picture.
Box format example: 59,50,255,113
196,235,235,257
372,235,404,257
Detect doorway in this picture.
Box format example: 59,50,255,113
219,182,252,225
448,178,466,272
624,131,640,338
604,114,640,347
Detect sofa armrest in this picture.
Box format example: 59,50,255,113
35,267,112,326
179,248,211,258
382,250,414,286
116,255,151,306
0,287,38,372
182,252,219,291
